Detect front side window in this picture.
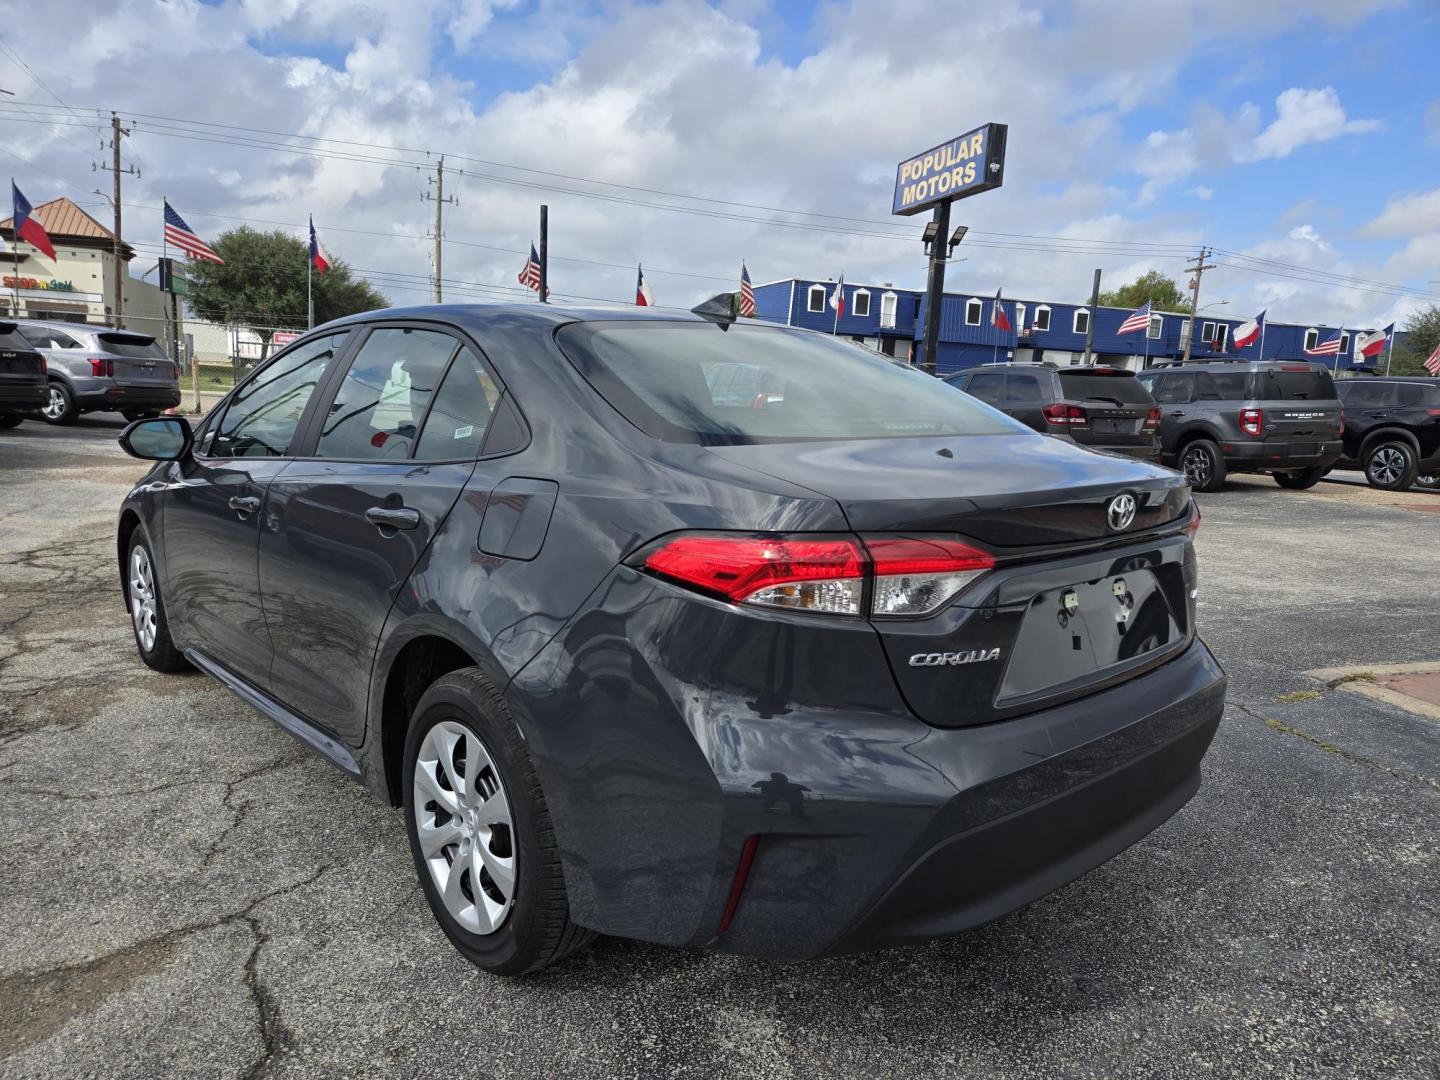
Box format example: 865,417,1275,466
315,328,460,460
1006,373,1043,402
1145,373,1192,404
964,371,1006,405
414,348,504,460
807,285,826,313
851,290,870,318
1073,309,1090,335
210,333,348,458
557,322,1017,445
965,299,983,326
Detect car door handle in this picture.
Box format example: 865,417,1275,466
364,506,421,530
1168,410,1185,416
228,495,261,515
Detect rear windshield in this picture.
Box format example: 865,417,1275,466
557,321,1017,445
1253,368,1337,401
97,332,166,359
0,326,35,353
1058,371,1154,405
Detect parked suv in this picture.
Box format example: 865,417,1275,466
0,320,48,427
944,364,1161,461
1136,361,1343,492
1333,376,1440,492
116,306,1223,975
16,320,181,424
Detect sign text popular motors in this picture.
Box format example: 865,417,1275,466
892,123,1007,216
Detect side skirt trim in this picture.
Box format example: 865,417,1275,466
184,648,361,777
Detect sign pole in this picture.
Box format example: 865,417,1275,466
919,200,950,375
539,204,549,304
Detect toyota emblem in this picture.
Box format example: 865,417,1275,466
1106,493,1137,531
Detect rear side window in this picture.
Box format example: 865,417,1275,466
97,332,166,359
1254,368,1337,401
965,371,1006,404
1006,373,1044,402
18,326,80,349
1396,383,1431,406
413,348,503,460
1196,372,1250,400
557,322,1015,445
315,328,460,460
210,333,347,458
1058,372,1153,404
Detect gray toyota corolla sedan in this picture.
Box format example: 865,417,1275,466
116,303,1225,975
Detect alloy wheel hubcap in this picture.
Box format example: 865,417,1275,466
1183,448,1210,485
42,388,65,419
129,547,158,651
413,720,516,935
1370,448,1403,485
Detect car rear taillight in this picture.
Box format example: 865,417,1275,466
1185,502,1201,538
1338,413,1345,434
642,535,866,615
1144,406,1162,429
88,358,114,378
1239,407,1263,436
864,536,995,617
1042,403,1088,425
639,533,996,618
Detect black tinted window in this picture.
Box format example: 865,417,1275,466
414,348,503,460
1006,373,1044,402
965,372,1005,404
1339,382,1383,407
18,326,80,349
211,333,347,458
1255,368,1337,401
1197,372,1250,400
97,332,166,359
1396,383,1431,406
558,322,1015,444
0,328,34,352
1144,374,1190,404
315,328,458,460
1059,372,1153,404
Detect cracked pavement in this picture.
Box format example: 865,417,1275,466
2,416,1438,1079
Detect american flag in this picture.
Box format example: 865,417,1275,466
1304,325,1345,357
1425,342,1440,376
738,261,755,317
163,201,224,264
517,243,544,296
1117,300,1152,335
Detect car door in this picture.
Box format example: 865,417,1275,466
258,325,503,743
1150,372,1194,454
1336,381,1378,456
1003,371,1048,432
160,331,352,688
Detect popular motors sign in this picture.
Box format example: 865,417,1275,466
891,122,1008,216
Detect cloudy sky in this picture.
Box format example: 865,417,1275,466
1,0,1436,328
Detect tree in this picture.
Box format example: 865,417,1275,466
1097,270,1192,313
184,227,387,359
1387,304,1439,376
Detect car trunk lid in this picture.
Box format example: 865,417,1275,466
1057,370,1157,449
0,323,45,385
97,332,176,387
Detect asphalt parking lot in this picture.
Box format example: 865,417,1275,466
2,415,1437,1080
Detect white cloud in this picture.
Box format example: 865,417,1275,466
1246,86,1382,161
1361,189,1440,238
1187,185,1214,201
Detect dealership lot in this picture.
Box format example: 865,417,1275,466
1,416,1437,1079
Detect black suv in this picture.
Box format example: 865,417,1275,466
1136,361,1343,492
1333,376,1440,492
944,364,1161,461
0,320,48,428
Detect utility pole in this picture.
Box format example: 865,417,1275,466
95,113,138,329
1081,268,1101,365
423,156,458,303
1181,247,1216,364
539,204,548,303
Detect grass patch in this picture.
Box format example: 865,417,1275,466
1264,717,1345,756
1327,672,1376,689
1274,690,1322,704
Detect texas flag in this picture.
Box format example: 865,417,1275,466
1232,309,1265,349
309,217,332,273
990,287,1011,332
829,274,845,318
10,183,56,261
1354,324,1392,360
635,264,654,306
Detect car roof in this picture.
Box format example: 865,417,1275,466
1347,375,1438,383
1163,360,1329,372
321,302,717,334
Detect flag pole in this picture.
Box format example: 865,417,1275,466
1258,312,1267,360
832,277,841,335
10,179,19,318
1385,326,1394,376
307,217,314,330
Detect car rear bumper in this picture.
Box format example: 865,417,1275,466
0,383,48,411
1222,438,1343,471
508,567,1227,960
1087,442,1161,462
78,386,182,411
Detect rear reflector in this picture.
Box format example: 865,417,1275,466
718,835,760,933
642,535,865,614
864,536,995,617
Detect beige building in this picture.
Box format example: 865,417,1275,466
1,196,169,330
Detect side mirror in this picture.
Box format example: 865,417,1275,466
119,416,193,461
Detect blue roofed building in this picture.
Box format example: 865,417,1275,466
750,277,1404,376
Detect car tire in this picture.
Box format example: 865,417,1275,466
1180,439,1226,492
403,668,595,976
125,532,189,673
40,381,78,425
1274,465,1327,490
1363,440,1418,492
1416,472,1438,491
0,415,23,428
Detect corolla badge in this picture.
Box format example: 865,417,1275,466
908,648,1002,667
1106,493,1137,531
